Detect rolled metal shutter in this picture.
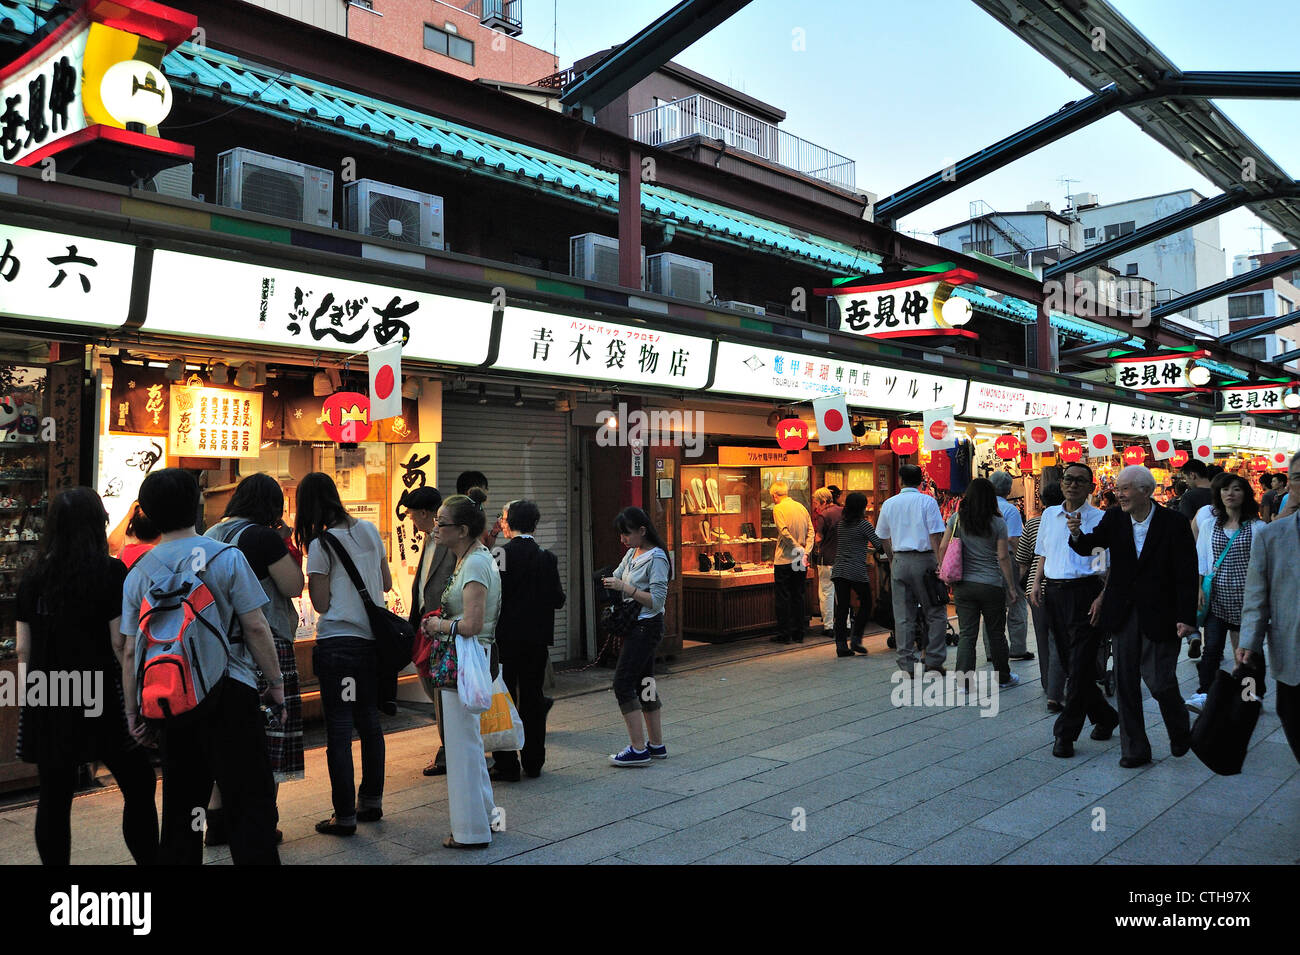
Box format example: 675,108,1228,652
438,398,574,661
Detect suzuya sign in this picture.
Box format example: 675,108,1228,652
815,266,978,339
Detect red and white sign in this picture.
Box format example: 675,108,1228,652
1192,438,1214,463
1270,449,1291,468
812,394,853,446
1111,351,1209,394
922,406,956,451
889,427,919,456
1251,456,1270,472
1148,432,1175,461
1219,381,1299,415
368,342,402,422
1086,425,1113,458
1123,446,1147,466
320,391,373,443
1059,440,1084,463
776,417,809,452
1024,417,1054,454
994,434,1021,460
1169,449,1190,469
816,268,979,339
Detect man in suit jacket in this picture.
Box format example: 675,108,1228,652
1069,465,1198,767
491,500,565,781
406,487,456,775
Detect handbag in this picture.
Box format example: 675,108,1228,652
602,599,642,637
1190,663,1262,776
1197,526,1242,627
456,634,493,714
922,567,950,607
938,516,963,585
320,533,415,675
480,672,525,751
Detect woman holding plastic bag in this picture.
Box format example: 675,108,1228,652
419,489,502,849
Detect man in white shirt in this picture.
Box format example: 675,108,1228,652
876,464,949,674
1031,462,1118,757
771,482,815,644
990,471,1030,660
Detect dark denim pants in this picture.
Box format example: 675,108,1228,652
313,637,385,825
613,616,664,714
954,581,1010,682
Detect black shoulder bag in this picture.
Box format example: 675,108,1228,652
320,532,415,674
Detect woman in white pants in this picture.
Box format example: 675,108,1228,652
421,488,502,849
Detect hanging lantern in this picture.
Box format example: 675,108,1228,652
889,427,919,455
1059,440,1084,463
775,417,809,451
1122,445,1146,466
320,391,373,443
1251,456,1269,472
994,434,1021,460
1169,449,1189,469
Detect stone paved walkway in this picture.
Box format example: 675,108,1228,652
2,627,1296,865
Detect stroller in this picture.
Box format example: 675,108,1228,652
878,569,958,650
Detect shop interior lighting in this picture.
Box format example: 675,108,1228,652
603,411,618,429
402,377,422,400
209,362,229,385
478,382,488,405
513,386,524,407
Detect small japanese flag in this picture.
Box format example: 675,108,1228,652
368,342,403,422
812,393,852,446
1193,438,1214,463
1148,432,1175,461
1086,425,1114,458
922,406,956,451
1270,448,1289,468
1023,417,1054,454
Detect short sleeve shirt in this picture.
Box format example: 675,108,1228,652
306,520,387,641
441,543,502,646
948,514,1008,587
997,497,1024,538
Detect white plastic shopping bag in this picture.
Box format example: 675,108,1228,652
480,672,525,752
455,634,493,714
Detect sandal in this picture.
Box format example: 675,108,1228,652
423,760,446,777
443,835,490,850
315,817,356,836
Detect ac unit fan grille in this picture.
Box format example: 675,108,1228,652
241,167,304,220
366,194,422,241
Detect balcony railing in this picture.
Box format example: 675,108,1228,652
463,0,522,35
629,94,855,191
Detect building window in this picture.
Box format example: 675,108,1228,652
424,24,474,64
1126,263,1139,276
1084,227,1096,240
1229,337,1269,361
961,240,992,255
1120,220,1135,235
1228,293,1266,319
1104,220,1136,241
1280,297,1293,314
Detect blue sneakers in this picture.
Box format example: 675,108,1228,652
646,742,668,760
609,745,652,767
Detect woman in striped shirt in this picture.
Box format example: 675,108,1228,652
830,492,886,658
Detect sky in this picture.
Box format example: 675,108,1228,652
524,0,1300,271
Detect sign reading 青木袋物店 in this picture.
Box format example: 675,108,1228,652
709,341,968,413
814,267,979,339
963,381,1108,430
1219,381,1298,415
1109,350,1210,393
1108,402,1209,440
144,250,492,366
492,307,712,390
0,224,134,328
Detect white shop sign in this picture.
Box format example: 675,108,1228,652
0,18,88,165
0,224,134,328
1108,402,1205,440
964,381,1108,429
709,341,968,413
144,250,492,366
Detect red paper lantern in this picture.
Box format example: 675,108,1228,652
889,427,919,455
775,417,809,451
1122,446,1146,466
1251,456,1269,472
1169,449,1189,469
1059,440,1084,463
320,391,373,443
994,434,1021,460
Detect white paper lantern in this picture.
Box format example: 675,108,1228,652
100,60,174,128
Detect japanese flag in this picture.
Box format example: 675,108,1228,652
812,393,852,446
1270,448,1289,469
922,406,956,451
1086,425,1113,458
1193,438,1214,463
1023,417,1054,454
368,342,402,422
1148,432,1175,461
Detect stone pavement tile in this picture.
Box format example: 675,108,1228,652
850,743,967,783
792,836,914,865
938,739,1050,774
747,770,895,819
277,835,353,864
745,751,874,790
409,829,548,864
848,765,981,814
644,756,784,796
858,795,1003,850
1197,844,1298,865
1038,753,1152,796
1214,815,1300,861
500,820,671,865
970,783,1098,839
590,855,639,864
895,825,1026,865
996,813,1139,865
959,758,1070,803
667,718,781,750
1104,808,1240,865
632,779,782,829
1175,772,1286,818
510,788,679,842
1089,778,1197,832
694,845,788,865
317,839,420,864
616,809,786,865
751,730,863,763
1239,741,1300,779
745,801,886,861
1244,777,1300,824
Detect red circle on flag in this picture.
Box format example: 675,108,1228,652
1092,433,1108,449
1156,438,1170,453
375,365,395,400
929,419,948,441
1196,444,1211,458
1272,450,1288,466
1030,426,1048,445
823,409,844,433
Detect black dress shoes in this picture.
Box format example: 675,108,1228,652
1170,737,1191,758
849,643,869,655
1090,717,1119,741
1052,738,1074,758
1119,755,1152,769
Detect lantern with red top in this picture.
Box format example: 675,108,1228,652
889,427,919,456
994,434,1021,460
1122,446,1147,466
1059,440,1084,464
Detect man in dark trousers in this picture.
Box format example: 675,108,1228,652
406,486,456,776
1068,464,1198,768
491,500,565,780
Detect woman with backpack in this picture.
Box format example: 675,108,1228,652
16,487,158,865
830,491,886,657
938,477,1022,691
297,472,392,837
203,473,306,846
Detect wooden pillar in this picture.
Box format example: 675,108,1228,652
1035,300,1056,372
618,145,642,291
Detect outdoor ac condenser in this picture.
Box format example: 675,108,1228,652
217,148,334,226
718,300,765,316
646,252,714,303
570,233,645,287
344,179,445,250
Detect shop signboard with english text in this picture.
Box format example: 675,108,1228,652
964,381,1108,430
1107,402,1208,440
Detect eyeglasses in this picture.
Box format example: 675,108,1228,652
436,521,461,529
1061,476,1093,486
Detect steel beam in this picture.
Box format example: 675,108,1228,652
1151,252,1300,323
1160,71,1300,98
560,0,753,116
1273,346,1300,364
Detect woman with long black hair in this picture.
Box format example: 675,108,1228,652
830,492,886,657
601,506,671,766
938,477,1022,690
16,487,158,865
296,472,391,836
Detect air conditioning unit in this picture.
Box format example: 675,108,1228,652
646,252,713,303
570,233,644,287
718,300,765,316
217,148,333,226
344,179,444,250
146,163,193,200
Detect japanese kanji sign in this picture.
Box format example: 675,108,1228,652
0,224,133,328
0,14,89,165
168,384,262,459
815,267,978,339
710,342,968,414
964,382,1108,430
1107,403,1208,440
492,307,711,389
145,250,492,366
1218,381,1298,415
1110,351,1209,394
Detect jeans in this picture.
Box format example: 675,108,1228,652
1196,613,1231,694
1005,593,1029,656
613,616,664,714
954,581,1010,682
313,637,385,825
37,745,157,866
493,640,550,776
773,564,807,642
832,577,872,648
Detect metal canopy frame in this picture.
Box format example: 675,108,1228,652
1151,252,1300,324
